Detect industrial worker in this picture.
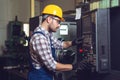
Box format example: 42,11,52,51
28,4,82,80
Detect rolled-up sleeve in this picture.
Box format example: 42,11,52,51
51,35,63,50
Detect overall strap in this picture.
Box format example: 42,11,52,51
33,31,46,38
49,36,56,60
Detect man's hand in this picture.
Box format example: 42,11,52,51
72,59,93,71
72,37,84,46
72,62,78,70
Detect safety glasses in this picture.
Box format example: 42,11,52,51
52,17,61,24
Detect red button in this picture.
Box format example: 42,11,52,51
79,49,83,53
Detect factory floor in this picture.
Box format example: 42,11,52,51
0,68,120,80
0,67,29,80
0,54,120,80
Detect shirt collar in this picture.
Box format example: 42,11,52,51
34,25,52,37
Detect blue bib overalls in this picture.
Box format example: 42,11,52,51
28,31,56,80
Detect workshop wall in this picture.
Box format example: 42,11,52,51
37,0,76,15
0,0,30,55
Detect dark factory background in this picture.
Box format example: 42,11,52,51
0,0,120,80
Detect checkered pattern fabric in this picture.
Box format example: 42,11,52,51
29,26,63,71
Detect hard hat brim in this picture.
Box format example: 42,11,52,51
61,17,65,21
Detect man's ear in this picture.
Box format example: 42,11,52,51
46,16,52,23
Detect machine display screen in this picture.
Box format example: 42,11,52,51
60,24,68,35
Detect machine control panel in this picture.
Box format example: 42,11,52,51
78,9,111,73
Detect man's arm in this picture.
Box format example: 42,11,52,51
62,41,72,48
55,62,73,71
62,37,84,48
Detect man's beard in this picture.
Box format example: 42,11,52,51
49,28,56,32
48,25,57,32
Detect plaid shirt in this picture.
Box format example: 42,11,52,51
29,26,63,71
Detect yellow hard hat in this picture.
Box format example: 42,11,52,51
42,4,64,21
